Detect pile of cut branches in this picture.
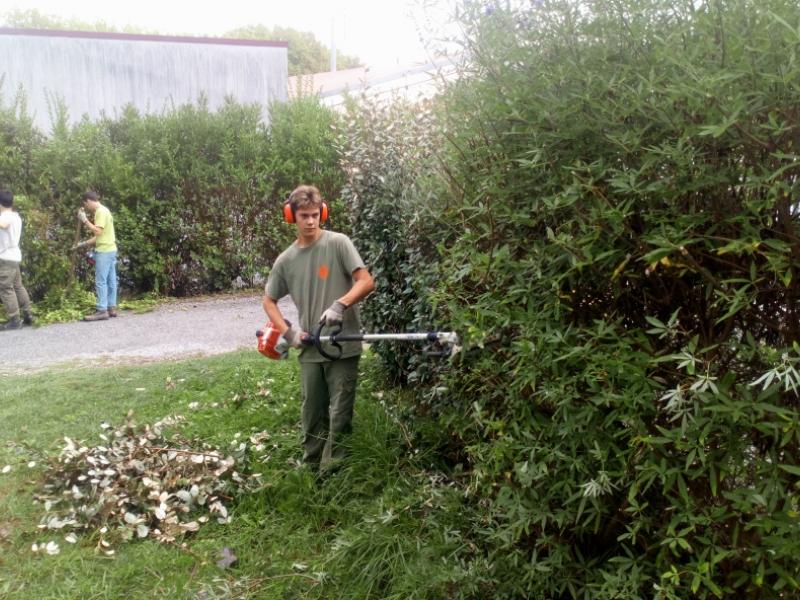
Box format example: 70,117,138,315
34,412,261,553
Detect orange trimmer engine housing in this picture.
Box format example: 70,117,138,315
256,321,286,360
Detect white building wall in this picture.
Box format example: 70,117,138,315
0,29,288,133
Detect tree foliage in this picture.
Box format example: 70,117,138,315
340,0,800,597
224,25,361,76
1,8,155,34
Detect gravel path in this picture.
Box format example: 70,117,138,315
0,294,297,375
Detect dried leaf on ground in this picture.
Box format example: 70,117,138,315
217,546,238,569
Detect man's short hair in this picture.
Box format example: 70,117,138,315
82,191,99,202
288,185,323,211
0,189,12,208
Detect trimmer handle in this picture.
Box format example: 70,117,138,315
302,321,343,360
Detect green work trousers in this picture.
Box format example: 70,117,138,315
300,355,360,470
0,259,31,319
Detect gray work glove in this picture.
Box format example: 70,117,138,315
77,209,89,224
71,240,90,251
319,301,347,326
283,326,304,349
273,337,290,359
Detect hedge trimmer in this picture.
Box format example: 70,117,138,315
257,321,459,361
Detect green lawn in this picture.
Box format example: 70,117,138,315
0,351,474,599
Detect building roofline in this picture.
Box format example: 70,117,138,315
0,27,288,48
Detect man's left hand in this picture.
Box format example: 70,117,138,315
319,301,346,326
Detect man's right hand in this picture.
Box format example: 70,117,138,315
77,209,89,224
283,327,304,349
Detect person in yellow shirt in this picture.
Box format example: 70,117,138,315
77,191,118,321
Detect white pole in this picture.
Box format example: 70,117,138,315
330,15,337,72
317,332,460,344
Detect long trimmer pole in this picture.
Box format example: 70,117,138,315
317,332,460,344
306,324,460,360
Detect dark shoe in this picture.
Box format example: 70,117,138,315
83,310,109,322
0,316,22,331
22,312,35,326
319,460,344,479
108,306,118,317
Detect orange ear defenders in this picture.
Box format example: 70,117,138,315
283,200,329,224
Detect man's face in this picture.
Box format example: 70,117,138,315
83,200,94,212
295,206,321,236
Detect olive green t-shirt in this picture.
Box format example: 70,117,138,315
94,204,117,252
266,230,366,362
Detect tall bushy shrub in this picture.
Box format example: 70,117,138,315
424,1,800,597
0,80,39,193
337,95,453,385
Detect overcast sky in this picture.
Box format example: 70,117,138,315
1,0,456,67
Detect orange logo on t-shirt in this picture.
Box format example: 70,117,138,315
318,264,330,280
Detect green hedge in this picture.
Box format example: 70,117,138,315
0,90,344,300
341,0,800,597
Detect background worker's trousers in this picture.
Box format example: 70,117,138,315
300,355,360,471
0,259,31,319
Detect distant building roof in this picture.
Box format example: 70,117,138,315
0,27,287,48
288,56,460,107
